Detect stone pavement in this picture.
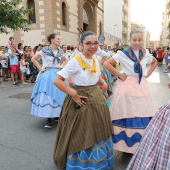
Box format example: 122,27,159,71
0,65,169,170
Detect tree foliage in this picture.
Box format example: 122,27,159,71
0,0,32,34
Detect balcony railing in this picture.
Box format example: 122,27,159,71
167,0,170,7
167,21,170,29
123,0,128,4
166,32,170,39
122,4,128,14
122,16,128,24
122,28,128,34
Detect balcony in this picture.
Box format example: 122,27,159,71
122,28,128,35
122,5,128,14
123,0,128,4
122,16,128,25
166,33,170,39
167,0,170,7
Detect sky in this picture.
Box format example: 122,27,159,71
131,0,166,40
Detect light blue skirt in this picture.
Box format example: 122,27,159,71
66,137,114,170
31,68,67,118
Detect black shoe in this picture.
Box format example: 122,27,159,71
44,118,52,128
54,117,59,122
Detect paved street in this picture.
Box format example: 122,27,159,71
0,65,169,170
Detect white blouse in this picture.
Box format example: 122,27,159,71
96,48,109,63
58,53,101,86
113,50,154,77
39,49,64,68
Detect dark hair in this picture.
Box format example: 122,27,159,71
71,45,74,51
67,45,71,50
9,36,14,41
33,46,38,53
130,30,143,39
18,43,23,49
24,46,28,51
80,31,96,43
47,33,58,44
62,45,66,48
114,43,119,47
167,46,170,50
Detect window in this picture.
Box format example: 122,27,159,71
62,2,66,26
27,0,36,23
83,9,88,22
99,22,102,35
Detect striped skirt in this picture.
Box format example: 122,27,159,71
53,85,114,170
110,77,157,154
127,100,170,170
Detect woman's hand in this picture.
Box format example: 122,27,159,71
71,90,87,107
99,83,108,93
40,67,47,72
119,73,127,81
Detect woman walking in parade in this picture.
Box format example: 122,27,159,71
127,83,170,170
70,41,112,107
31,33,67,128
53,31,114,170
104,30,158,154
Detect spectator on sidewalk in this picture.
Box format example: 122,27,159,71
19,54,28,85
7,37,14,49
157,47,163,67
0,46,8,83
8,43,20,86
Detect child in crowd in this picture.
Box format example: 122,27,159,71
7,37,14,49
19,54,28,84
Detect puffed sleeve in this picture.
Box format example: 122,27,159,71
95,47,107,57
57,58,78,79
112,50,123,63
58,48,64,58
38,50,44,58
145,50,154,64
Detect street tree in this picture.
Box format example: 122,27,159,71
0,0,32,34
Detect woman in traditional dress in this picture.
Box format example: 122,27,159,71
126,100,170,170
31,33,67,128
70,44,112,107
53,31,114,170
104,30,158,154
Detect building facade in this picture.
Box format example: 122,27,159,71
0,0,104,47
160,0,169,47
104,0,131,48
150,41,160,50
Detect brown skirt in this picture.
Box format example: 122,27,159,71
53,85,113,169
